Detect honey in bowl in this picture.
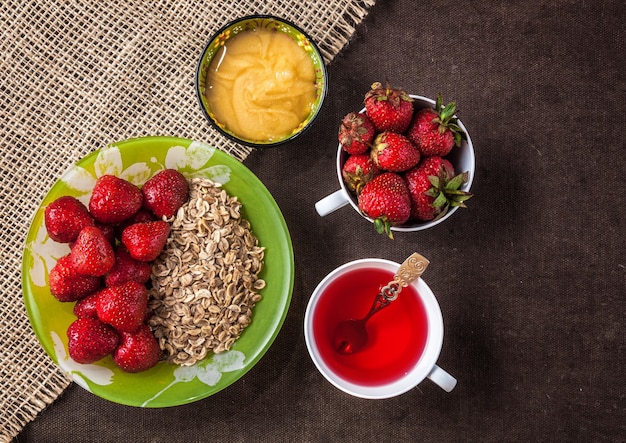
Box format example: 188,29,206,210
204,27,317,143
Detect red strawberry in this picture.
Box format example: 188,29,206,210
89,175,143,224
104,246,151,287
404,156,472,221
338,112,376,155
73,292,99,318
67,317,119,364
357,172,411,239
113,324,161,372
70,226,115,276
406,94,466,157
96,280,149,333
121,221,170,262
49,255,101,302
142,169,189,219
370,132,420,172
364,81,414,133
44,196,94,243
116,207,157,238
95,222,117,244
342,154,380,193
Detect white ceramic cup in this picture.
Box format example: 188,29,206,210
304,258,457,399
315,95,475,232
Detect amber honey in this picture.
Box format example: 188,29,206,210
205,28,317,142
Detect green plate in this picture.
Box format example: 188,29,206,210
21,136,294,407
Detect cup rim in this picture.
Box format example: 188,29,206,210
304,258,445,399
194,14,328,148
335,95,475,231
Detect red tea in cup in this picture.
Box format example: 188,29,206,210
305,258,456,398
312,267,428,386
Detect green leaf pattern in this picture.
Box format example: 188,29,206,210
140,351,245,407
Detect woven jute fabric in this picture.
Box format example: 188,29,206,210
0,1,374,441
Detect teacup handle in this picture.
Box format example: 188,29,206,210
315,189,349,216
427,364,457,392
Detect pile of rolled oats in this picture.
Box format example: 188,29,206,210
148,178,265,366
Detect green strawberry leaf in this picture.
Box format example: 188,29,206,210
425,189,439,198
431,191,448,208
374,218,385,234
439,102,457,122
446,172,469,190
448,122,464,134
450,200,468,208
445,189,473,197
453,131,463,147
428,175,440,188
448,122,467,146
435,93,443,112
451,193,473,202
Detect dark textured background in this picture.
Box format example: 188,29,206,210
17,0,625,441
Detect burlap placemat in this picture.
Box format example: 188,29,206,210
0,1,375,441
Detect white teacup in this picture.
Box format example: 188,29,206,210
304,258,457,399
315,95,475,232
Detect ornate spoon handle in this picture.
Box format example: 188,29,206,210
393,252,429,288
378,252,429,305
